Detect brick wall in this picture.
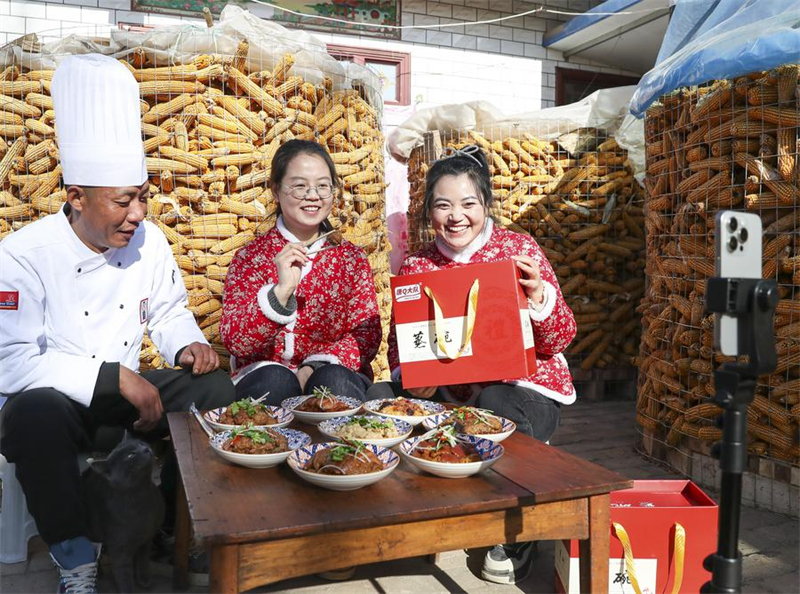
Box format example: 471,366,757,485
1,0,641,112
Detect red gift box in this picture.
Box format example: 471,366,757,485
390,259,536,389
555,480,718,594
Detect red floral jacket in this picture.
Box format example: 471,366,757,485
388,224,578,404
221,225,381,377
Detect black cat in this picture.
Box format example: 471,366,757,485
82,435,165,593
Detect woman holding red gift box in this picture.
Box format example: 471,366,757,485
220,140,382,404
367,145,577,584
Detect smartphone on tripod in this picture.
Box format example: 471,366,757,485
713,211,762,357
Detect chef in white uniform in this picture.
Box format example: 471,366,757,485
0,54,234,593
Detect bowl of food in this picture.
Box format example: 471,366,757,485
287,441,399,490
281,387,362,425
362,397,445,426
209,427,311,469
318,415,413,448
421,407,516,443
204,398,293,431
399,426,503,478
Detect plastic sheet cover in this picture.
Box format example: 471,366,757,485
629,0,800,117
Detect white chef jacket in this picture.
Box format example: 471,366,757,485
0,207,207,407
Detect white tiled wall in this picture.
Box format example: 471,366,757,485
0,0,640,111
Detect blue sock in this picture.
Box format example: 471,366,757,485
49,537,97,569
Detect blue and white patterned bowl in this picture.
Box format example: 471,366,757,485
318,415,413,448
421,411,516,443
281,395,363,425
209,427,311,469
399,433,504,478
204,404,294,432
362,398,446,426
287,442,400,491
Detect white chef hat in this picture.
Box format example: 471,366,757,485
52,54,147,187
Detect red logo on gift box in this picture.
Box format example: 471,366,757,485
394,283,421,302
0,291,19,310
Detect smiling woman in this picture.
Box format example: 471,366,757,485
368,145,578,434
366,143,578,585
220,140,382,406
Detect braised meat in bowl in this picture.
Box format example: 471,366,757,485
308,442,384,475
411,426,481,463
287,442,400,490
443,407,503,435
222,427,289,455
218,398,277,426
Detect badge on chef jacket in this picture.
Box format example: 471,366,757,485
0,291,19,310
139,298,149,324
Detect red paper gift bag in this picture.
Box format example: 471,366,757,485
555,480,718,594
390,259,536,389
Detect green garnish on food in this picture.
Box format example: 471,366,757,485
230,426,275,445
329,442,365,461
452,406,497,428
229,398,262,418
432,425,459,451
310,385,338,405
346,417,393,430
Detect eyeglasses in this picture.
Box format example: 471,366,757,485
281,183,335,200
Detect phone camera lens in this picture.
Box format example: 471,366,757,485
728,236,738,252
739,227,748,243
728,217,738,232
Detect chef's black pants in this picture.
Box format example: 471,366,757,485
0,368,235,545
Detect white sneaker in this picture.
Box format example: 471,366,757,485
50,544,101,594
481,541,537,585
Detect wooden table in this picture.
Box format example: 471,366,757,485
168,412,631,594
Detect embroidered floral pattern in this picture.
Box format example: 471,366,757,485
221,227,382,375
388,226,577,401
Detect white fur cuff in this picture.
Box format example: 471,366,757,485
528,281,557,322
257,284,298,325
302,354,341,366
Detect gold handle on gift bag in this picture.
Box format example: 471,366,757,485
612,521,686,594
423,279,480,360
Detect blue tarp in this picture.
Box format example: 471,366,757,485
542,0,644,47
629,0,800,117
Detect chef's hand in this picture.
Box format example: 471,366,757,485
296,365,314,391
274,242,308,306
179,342,219,375
407,386,437,399
512,255,545,306
119,366,163,433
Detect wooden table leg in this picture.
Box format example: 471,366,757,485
579,493,610,594
209,544,240,594
173,476,190,590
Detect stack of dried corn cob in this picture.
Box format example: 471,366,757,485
638,64,799,464
407,129,646,371
0,43,393,379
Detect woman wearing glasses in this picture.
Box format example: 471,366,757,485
367,145,577,585
220,140,381,404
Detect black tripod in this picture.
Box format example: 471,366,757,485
701,277,779,594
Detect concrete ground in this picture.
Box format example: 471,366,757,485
2,400,798,594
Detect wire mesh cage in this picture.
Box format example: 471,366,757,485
406,121,646,376
0,17,393,379
636,64,800,472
